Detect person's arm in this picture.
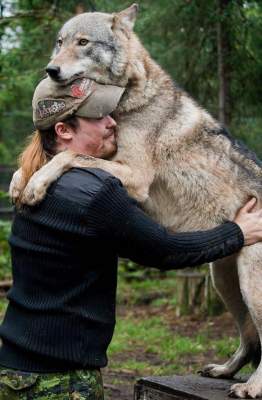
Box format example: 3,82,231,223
87,177,245,269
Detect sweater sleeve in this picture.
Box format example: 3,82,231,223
87,176,244,270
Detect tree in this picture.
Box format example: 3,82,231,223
217,0,232,127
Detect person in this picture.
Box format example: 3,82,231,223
0,76,261,400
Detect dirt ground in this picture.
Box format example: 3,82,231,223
103,306,238,400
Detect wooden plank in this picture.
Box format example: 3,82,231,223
0,207,13,214
0,280,12,298
134,383,186,400
134,375,258,400
0,207,13,220
0,165,15,171
0,280,12,289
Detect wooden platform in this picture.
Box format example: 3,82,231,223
134,374,261,400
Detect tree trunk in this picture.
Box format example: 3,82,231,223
75,1,96,14
217,0,232,127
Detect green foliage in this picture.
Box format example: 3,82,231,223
0,190,9,200
0,143,13,164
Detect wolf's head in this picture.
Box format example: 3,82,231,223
46,4,139,87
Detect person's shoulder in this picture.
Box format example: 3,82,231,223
61,167,116,184
50,167,122,207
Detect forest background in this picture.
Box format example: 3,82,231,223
0,0,261,163
0,1,261,399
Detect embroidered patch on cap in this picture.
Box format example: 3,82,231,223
36,99,66,119
71,78,93,98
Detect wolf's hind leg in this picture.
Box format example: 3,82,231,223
200,255,259,379
229,244,262,398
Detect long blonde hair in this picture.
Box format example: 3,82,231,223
16,130,53,206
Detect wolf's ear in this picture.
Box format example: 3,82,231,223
113,3,139,31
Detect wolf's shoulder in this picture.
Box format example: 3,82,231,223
50,167,120,207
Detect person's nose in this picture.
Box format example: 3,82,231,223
106,115,117,128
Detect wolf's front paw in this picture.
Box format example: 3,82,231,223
199,363,234,379
9,169,23,202
229,382,262,398
21,174,49,205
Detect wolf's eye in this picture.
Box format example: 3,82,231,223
57,38,63,47
78,39,89,46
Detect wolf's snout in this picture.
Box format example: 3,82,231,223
46,65,61,80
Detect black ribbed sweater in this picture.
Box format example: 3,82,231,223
0,168,244,372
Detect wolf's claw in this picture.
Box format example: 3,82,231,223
200,363,234,379
229,382,262,398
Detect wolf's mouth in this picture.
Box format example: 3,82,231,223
47,71,86,86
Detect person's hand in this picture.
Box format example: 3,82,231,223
234,198,262,246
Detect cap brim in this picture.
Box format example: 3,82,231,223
75,83,125,119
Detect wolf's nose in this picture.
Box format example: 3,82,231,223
46,65,61,80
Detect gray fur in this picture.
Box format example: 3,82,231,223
11,5,262,398
60,13,115,43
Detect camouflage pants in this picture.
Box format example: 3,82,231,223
0,367,104,399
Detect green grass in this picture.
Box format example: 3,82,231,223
109,315,168,355
108,312,256,376
107,266,257,378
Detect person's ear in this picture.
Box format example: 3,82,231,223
55,122,74,141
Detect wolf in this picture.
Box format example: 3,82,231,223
10,4,262,398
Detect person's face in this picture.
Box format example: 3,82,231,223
55,115,117,159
